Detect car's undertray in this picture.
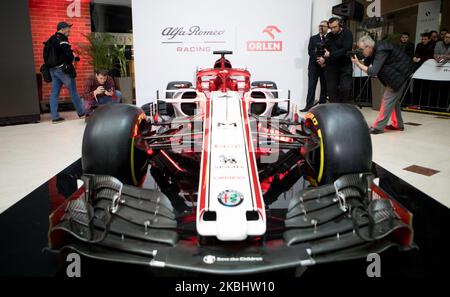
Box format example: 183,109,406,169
48,173,414,275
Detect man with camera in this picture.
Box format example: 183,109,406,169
83,69,122,117
301,20,329,112
317,17,353,103
44,22,85,123
351,35,414,134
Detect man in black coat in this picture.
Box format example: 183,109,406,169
413,32,435,67
352,35,414,134
399,32,414,59
301,21,328,112
317,17,353,103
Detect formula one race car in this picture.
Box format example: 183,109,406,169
48,51,414,274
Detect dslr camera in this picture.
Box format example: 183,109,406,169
315,42,327,58
346,48,364,59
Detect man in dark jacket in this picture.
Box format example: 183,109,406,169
399,32,414,59
352,35,414,134
45,22,85,123
317,17,353,103
83,69,122,116
413,32,435,67
301,21,328,112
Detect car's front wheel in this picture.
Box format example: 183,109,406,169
303,103,372,185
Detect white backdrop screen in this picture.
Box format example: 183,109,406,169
132,0,312,107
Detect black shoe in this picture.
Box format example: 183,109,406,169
369,127,384,135
385,124,404,131
78,112,85,118
52,117,65,124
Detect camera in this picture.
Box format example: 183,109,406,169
346,48,364,59
315,38,329,58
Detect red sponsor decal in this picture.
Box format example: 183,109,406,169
177,46,211,53
213,144,242,149
262,25,282,40
247,41,283,52
212,176,246,180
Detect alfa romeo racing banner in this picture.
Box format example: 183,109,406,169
132,0,312,107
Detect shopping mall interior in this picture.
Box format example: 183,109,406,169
0,0,449,284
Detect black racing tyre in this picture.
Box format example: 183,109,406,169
82,104,149,186
304,103,372,185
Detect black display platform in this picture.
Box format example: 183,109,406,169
0,159,449,278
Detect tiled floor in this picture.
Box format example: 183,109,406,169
0,112,85,213
0,107,449,214
360,108,450,209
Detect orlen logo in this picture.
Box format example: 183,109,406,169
262,25,281,39
247,25,283,52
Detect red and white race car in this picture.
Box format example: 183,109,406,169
48,51,414,274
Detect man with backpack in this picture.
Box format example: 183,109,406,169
351,35,414,134
43,22,85,123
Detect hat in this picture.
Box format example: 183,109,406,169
57,22,73,31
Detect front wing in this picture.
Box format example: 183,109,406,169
48,173,414,275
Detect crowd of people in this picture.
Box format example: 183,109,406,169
410,29,450,67
394,29,450,66
44,20,449,134
302,17,449,134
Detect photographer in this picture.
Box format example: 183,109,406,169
351,35,413,134
317,17,353,103
302,21,329,112
44,22,85,123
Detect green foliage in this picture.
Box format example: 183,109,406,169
76,33,129,77
382,33,402,45
78,33,114,72
113,44,128,77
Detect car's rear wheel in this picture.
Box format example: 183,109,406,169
157,81,193,117
303,103,372,185
82,104,149,186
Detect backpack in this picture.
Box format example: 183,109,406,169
43,36,60,67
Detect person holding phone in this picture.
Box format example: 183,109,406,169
83,69,122,116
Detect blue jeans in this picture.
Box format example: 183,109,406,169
49,67,85,120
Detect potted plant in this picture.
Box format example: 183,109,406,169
113,44,133,104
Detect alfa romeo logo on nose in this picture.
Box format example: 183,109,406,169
218,189,243,207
